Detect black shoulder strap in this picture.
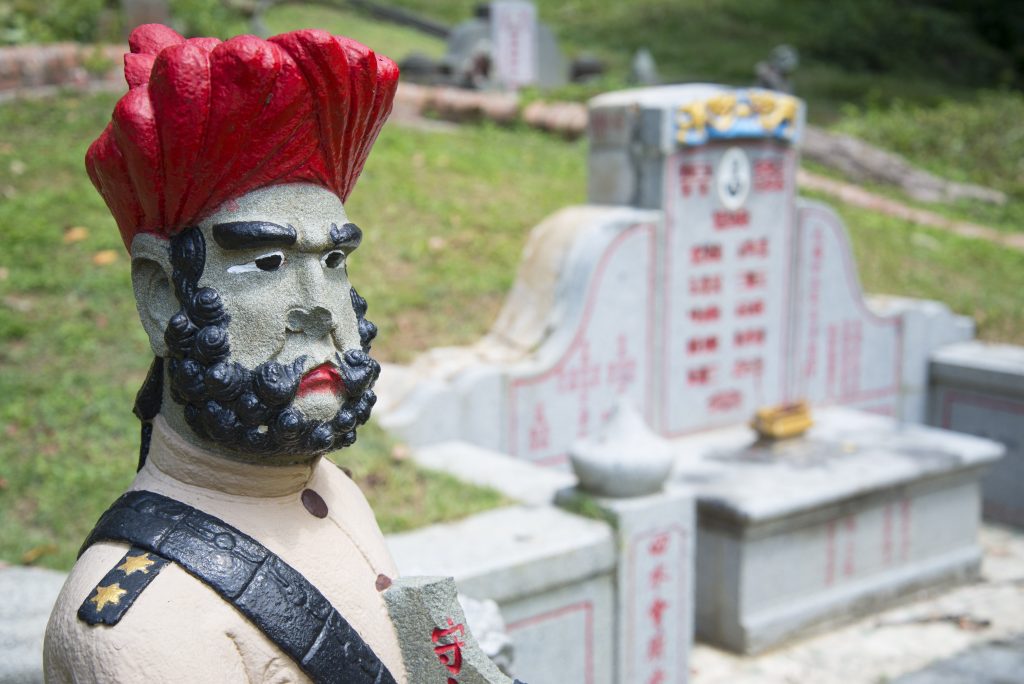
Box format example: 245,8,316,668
80,490,397,684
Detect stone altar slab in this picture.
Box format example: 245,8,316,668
387,505,616,683
667,407,1002,653
929,341,1024,528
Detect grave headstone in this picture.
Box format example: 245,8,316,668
490,1,537,89
929,341,1024,529
375,83,998,656
378,84,972,458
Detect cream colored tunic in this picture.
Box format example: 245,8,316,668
44,416,407,683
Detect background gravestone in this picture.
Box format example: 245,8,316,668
929,341,1024,529
378,85,972,462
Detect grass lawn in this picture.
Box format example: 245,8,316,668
2,2,1022,568
0,92,589,568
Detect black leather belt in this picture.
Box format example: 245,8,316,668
79,489,397,684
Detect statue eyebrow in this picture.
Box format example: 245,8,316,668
211,221,297,249
329,222,362,251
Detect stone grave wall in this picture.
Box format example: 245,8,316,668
928,341,1024,528
391,441,697,684
377,84,973,462
387,501,618,684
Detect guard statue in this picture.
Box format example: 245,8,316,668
44,24,517,684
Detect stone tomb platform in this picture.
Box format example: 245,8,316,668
669,407,1003,654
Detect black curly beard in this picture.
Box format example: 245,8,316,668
133,226,380,466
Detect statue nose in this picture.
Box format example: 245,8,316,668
286,306,336,338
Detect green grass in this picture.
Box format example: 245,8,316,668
263,4,445,58
0,92,583,569
828,91,1024,232
380,0,1013,120
2,2,1023,569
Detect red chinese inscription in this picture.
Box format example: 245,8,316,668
713,209,750,230
691,243,722,264
741,269,766,289
679,163,712,197
738,237,768,258
689,274,722,295
733,358,764,378
688,365,715,386
754,159,785,192
734,328,766,347
709,389,742,413
690,305,720,323
606,334,637,395
432,618,466,681
528,403,550,452
736,299,764,317
687,336,718,354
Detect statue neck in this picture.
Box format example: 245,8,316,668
146,414,316,498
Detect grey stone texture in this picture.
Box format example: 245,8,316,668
557,486,696,684
669,407,1003,653
384,576,513,684
690,524,1024,683
0,566,66,684
928,341,1024,529
388,504,617,683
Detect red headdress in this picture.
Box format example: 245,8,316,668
87,24,399,249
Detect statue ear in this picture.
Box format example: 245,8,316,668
131,233,177,357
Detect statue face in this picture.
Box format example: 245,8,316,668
139,184,380,462
196,184,364,422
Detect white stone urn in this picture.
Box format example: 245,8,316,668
569,401,675,498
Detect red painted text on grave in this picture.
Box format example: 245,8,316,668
709,389,742,413
528,403,550,452
736,300,764,317
738,237,769,258
606,334,637,394
714,209,750,230
688,365,715,386
691,243,722,264
754,159,785,192
690,305,720,323
688,336,718,354
679,163,712,197
734,328,766,347
741,270,767,289
734,358,764,378
690,275,722,295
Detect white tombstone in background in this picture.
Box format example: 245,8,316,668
378,84,972,459
491,0,537,89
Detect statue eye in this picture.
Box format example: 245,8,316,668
256,253,283,271
321,250,345,269
227,251,285,274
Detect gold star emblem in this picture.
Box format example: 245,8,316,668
89,583,127,612
117,553,155,576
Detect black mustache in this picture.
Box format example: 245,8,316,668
335,349,380,397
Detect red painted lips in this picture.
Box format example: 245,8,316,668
297,363,345,397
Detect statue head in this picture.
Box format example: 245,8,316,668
86,24,399,465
